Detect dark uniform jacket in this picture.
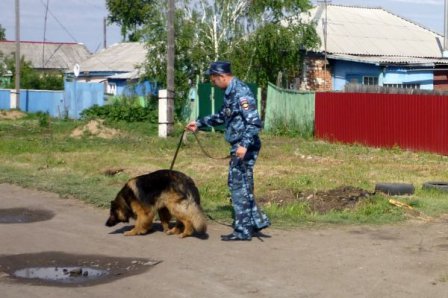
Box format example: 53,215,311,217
196,77,262,151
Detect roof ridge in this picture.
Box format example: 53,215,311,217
376,6,442,36
321,4,442,36
307,4,443,58
323,4,383,10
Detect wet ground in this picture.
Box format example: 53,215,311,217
0,207,54,224
0,252,159,287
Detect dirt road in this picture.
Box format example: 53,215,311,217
0,183,448,298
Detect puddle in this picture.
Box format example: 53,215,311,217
0,208,54,224
14,266,108,284
0,252,161,287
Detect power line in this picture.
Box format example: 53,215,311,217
75,0,103,10
43,44,62,67
39,0,78,43
42,0,50,68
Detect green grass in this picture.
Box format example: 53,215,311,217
1,115,448,227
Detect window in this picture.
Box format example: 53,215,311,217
106,82,117,95
363,76,378,86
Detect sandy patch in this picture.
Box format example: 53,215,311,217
70,120,121,139
0,110,27,120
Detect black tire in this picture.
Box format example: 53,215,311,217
422,181,448,192
374,183,415,196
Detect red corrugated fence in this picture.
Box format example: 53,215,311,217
315,92,448,155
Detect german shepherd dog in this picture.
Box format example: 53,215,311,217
105,170,207,238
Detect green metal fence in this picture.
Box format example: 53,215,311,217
264,82,315,136
185,82,258,131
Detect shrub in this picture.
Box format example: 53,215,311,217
80,96,157,123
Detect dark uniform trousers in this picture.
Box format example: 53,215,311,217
196,77,270,240
228,145,270,239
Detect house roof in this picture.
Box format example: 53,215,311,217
327,54,448,66
79,42,147,73
0,40,91,70
108,69,142,80
299,4,444,59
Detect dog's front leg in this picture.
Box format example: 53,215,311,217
166,220,184,235
158,207,172,233
124,209,155,236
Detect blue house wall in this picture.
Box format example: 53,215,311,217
332,60,434,90
381,67,433,90
0,89,64,117
21,90,64,117
64,81,104,119
108,79,157,97
0,89,10,109
332,60,380,90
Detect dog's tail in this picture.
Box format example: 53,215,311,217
186,192,207,234
191,209,207,234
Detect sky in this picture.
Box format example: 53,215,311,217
1,0,123,53
0,0,445,54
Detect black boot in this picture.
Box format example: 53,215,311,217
220,233,251,241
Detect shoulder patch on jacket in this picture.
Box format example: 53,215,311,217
240,98,250,110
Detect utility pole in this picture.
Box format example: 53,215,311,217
444,0,448,57
103,17,107,49
317,0,331,91
42,0,49,68
14,0,20,109
167,0,175,105
159,0,175,137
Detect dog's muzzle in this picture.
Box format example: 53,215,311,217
105,216,118,227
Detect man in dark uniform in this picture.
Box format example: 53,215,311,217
186,61,270,241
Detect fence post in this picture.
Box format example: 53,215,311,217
158,89,174,138
10,89,19,109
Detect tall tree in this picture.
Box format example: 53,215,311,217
106,0,156,41
0,24,6,40
249,0,313,24
106,0,319,109
233,17,319,87
141,1,319,87
183,0,251,61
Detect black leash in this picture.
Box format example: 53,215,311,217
206,214,232,227
169,130,185,171
170,130,230,171
191,131,231,160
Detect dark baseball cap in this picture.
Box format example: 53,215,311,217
205,61,232,75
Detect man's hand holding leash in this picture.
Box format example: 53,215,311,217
185,121,246,159
185,121,198,133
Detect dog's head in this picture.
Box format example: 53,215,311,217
105,197,131,227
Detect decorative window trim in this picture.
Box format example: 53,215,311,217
383,83,420,89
